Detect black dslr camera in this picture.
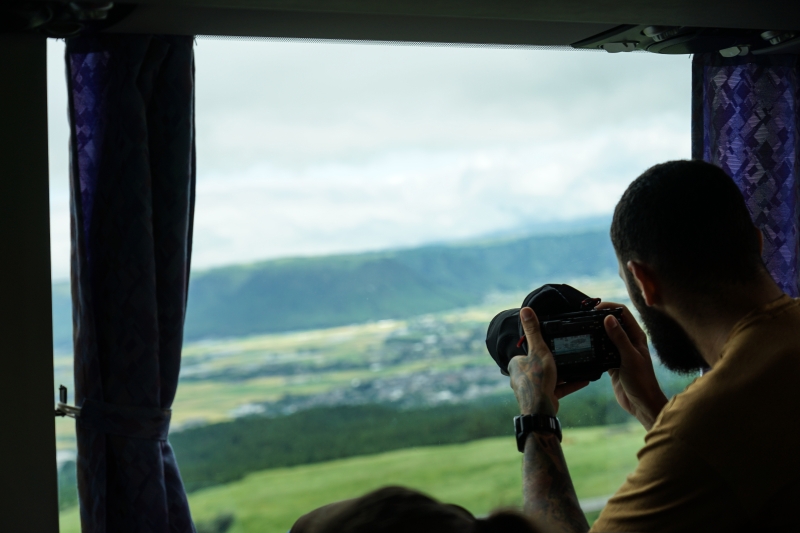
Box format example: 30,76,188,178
485,284,623,383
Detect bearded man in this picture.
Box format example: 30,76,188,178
509,159,800,532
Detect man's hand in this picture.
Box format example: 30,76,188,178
596,302,668,431
508,307,590,416
510,307,589,533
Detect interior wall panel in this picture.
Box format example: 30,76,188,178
0,33,59,533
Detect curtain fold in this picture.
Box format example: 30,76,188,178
67,34,196,533
692,53,800,296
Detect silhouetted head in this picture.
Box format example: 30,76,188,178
611,159,763,295
610,159,766,373
291,486,542,533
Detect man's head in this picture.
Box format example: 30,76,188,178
610,160,764,373
291,486,540,533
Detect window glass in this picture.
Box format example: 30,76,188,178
50,38,694,532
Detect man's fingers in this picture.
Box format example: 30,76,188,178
520,307,553,363
555,380,590,399
604,314,646,367
595,301,648,346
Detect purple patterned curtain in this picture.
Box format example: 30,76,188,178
692,53,800,296
66,35,196,533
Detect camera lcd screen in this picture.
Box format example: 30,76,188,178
552,334,593,363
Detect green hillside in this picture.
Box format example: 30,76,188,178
171,400,519,492
60,425,645,533
51,229,616,347
167,370,687,494
183,230,616,341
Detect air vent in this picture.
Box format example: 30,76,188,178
573,24,800,56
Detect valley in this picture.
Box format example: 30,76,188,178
53,229,696,531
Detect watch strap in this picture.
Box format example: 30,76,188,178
514,414,562,452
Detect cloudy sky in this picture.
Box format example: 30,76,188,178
47,39,691,281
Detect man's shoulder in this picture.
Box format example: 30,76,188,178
660,314,800,442
664,297,800,424
652,300,800,514
726,296,800,354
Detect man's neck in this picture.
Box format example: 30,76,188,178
667,273,786,368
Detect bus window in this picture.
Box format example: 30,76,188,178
52,38,695,532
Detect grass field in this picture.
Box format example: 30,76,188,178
59,423,644,533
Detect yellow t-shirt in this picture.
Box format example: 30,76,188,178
592,295,800,532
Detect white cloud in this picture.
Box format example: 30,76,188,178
48,38,691,280
191,118,688,269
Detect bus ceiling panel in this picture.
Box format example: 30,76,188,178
573,24,800,55
112,0,800,32
106,6,617,46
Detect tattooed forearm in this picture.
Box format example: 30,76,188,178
509,307,586,531
511,356,554,415
523,433,589,533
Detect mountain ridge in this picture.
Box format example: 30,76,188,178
51,228,617,348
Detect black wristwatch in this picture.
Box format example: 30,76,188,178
514,414,562,452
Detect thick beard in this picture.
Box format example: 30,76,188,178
628,281,706,375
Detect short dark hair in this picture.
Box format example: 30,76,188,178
610,160,763,293
293,486,540,533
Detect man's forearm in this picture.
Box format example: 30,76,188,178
523,432,589,533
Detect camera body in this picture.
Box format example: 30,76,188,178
485,284,623,383
539,307,623,382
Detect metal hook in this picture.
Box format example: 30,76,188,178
55,385,81,418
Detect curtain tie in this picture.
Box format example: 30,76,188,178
77,398,172,440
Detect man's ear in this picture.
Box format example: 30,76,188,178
627,260,661,307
